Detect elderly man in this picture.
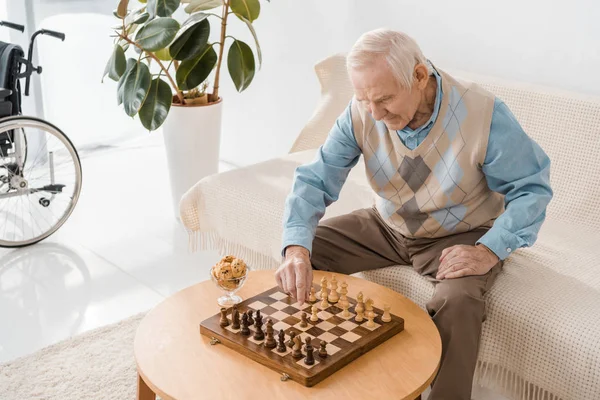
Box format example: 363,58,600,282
276,29,552,399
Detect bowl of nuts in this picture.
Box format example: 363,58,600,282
210,255,249,307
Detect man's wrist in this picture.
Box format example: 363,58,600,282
284,245,310,259
476,243,499,261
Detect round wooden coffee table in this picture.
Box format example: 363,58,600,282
135,270,441,400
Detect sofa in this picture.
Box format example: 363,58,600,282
180,54,600,400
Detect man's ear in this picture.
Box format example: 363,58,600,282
413,63,429,90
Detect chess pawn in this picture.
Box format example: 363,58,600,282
318,341,328,358
231,306,240,330
219,308,230,327
320,276,328,299
320,293,330,309
300,312,308,328
382,304,392,323
287,331,296,348
366,310,376,328
247,310,254,325
264,320,277,349
292,335,303,359
310,304,319,322
308,287,317,302
342,301,350,318
328,276,339,303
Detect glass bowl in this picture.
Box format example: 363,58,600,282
210,264,250,307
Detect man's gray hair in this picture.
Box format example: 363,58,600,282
347,28,431,89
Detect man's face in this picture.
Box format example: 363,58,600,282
350,57,422,131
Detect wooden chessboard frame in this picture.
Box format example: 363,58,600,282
200,284,405,387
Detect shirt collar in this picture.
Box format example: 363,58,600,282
399,61,443,137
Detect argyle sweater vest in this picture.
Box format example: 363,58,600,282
350,67,505,238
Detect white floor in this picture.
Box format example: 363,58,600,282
0,135,507,400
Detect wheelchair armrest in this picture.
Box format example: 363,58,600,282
0,88,12,100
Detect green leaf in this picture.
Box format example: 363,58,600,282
102,44,127,82
139,78,173,131
184,0,223,13
230,0,260,23
135,17,179,52
169,13,210,61
154,47,172,61
235,13,261,69
117,58,138,105
117,0,129,18
147,0,180,18
123,61,152,116
227,39,255,92
176,45,217,90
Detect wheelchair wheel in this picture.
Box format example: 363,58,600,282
0,116,82,247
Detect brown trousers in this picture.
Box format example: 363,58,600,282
310,206,503,400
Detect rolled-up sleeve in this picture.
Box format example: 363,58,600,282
281,102,362,257
476,99,554,260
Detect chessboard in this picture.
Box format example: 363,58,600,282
199,283,404,387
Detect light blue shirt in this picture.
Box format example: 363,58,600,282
282,69,553,261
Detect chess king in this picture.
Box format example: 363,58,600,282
275,29,553,399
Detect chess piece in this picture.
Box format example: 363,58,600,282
365,298,374,316
287,331,296,348
240,313,250,336
219,308,230,327
320,294,330,309
355,308,364,323
265,319,277,348
308,287,317,302
304,337,315,365
277,329,287,353
328,276,339,303
318,341,328,358
292,335,303,359
231,306,240,329
255,310,263,328
300,312,308,328
253,315,264,340
310,304,319,322
342,301,350,317
382,304,392,323
339,281,348,303
319,276,328,301
247,310,254,325
355,292,364,315
366,310,376,328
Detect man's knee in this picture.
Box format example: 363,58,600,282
426,283,486,321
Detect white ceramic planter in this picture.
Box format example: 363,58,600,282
162,98,223,217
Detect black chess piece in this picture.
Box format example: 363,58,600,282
287,331,296,348
292,336,303,359
277,329,287,353
231,307,240,330
253,316,264,341
247,310,254,325
240,313,250,336
300,312,308,328
304,337,315,365
219,308,229,327
318,340,328,358
264,320,276,348
255,310,262,328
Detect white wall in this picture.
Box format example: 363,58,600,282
217,0,600,166
12,0,600,165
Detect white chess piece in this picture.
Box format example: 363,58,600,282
311,304,319,322
309,287,317,302
342,301,350,317
339,281,348,303
355,308,364,322
328,276,339,303
366,310,375,328
320,277,328,302
382,304,392,322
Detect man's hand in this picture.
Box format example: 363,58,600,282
275,246,313,304
436,244,499,280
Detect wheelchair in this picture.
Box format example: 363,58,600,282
0,21,82,247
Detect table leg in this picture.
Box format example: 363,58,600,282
137,373,155,400
415,395,422,400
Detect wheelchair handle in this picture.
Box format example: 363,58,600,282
0,21,25,33
40,29,65,41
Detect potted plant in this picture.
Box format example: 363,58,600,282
103,0,266,214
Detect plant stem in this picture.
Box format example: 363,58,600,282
212,0,230,102
118,33,184,105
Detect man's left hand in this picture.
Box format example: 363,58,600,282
436,244,499,280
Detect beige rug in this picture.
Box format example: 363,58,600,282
0,313,145,400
